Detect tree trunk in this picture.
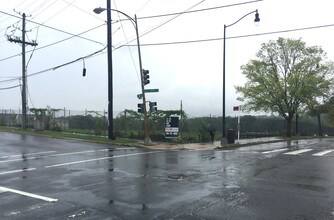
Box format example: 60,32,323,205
317,114,323,136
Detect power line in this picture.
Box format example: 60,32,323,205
62,0,105,22
113,0,207,49
0,84,21,90
0,0,262,62
0,76,21,83
0,10,105,46
51,46,106,72
135,0,154,14
31,0,76,28
17,1,43,14
30,0,56,16
113,0,140,82
0,24,106,63
137,0,264,20
139,0,206,40
0,46,106,84
118,23,334,48
28,46,106,77
112,0,263,48
1,14,332,87
30,0,58,19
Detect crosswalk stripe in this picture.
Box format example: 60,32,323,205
313,150,334,156
284,149,313,155
0,186,57,202
262,149,288,154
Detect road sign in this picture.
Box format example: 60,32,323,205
137,89,159,99
144,89,159,93
165,116,179,138
233,106,240,111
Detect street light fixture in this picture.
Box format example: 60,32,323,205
221,9,260,144
94,5,150,144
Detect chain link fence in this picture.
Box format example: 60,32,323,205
2,108,333,141
0,108,108,135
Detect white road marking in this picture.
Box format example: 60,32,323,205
262,148,288,154
0,151,57,159
45,156,111,168
284,149,313,155
0,186,57,202
50,149,109,157
313,150,334,156
0,149,110,164
0,158,31,163
0,168,36,175
45,151,163,168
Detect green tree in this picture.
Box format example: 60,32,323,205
307,100,330,136
236,37,333,137
304,59,334,136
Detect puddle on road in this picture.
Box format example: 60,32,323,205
68,210,86,219
167,174,186,181
108,199,150,211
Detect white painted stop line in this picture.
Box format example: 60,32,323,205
0,186,57,202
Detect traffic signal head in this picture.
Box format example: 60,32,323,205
149,101,157,113
143,69,150,86
82,68,86,77
137,103,144,113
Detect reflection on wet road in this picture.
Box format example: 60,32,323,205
1,132,334,219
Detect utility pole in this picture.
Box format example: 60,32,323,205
7,13,38,129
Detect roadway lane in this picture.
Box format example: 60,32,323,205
1,132,334,219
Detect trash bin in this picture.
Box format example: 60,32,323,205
227,129,235,144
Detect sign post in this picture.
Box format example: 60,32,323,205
233,106,241,142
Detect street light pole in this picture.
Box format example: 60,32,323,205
94,6,150,144
106,0,114,139
221,9,260,145
222,24,226,144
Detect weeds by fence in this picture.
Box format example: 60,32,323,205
1,108,333,142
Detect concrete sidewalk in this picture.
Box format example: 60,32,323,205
144,137,284,151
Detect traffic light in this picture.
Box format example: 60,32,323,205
82,67,86,77
149,101,157,113
137,103,144,113
142,69,150,86
82,59,86,77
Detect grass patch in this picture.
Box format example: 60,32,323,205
0,126,139,145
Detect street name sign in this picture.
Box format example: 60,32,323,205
137,89,159,99
144,89,159,93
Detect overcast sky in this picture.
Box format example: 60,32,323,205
1,0,333,117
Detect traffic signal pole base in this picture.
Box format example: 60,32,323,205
144,136,152,145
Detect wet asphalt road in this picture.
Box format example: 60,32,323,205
1,132,334,219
